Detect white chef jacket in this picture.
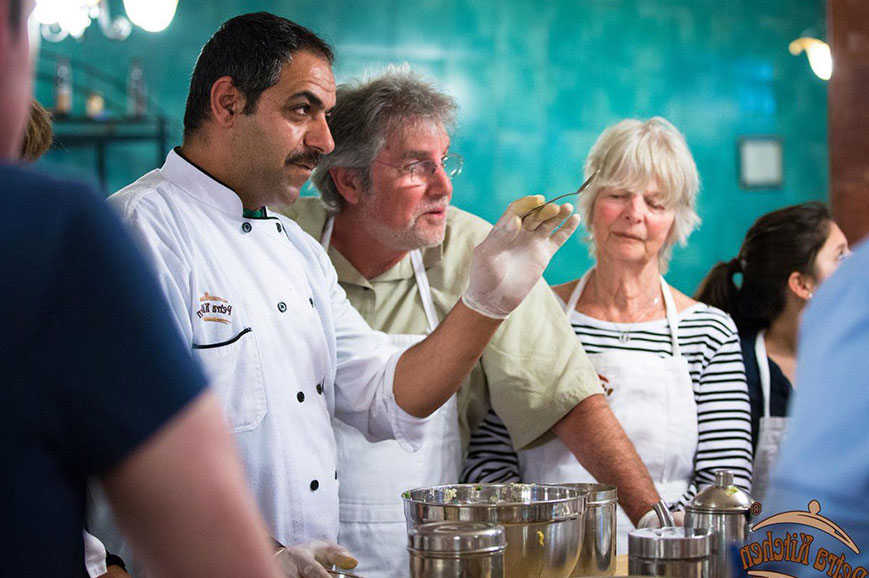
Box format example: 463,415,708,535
107,150,429,546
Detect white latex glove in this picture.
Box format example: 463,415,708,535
463,195,580,319
275,541,358,578
637,508,686,529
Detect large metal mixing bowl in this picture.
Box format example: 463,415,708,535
403,484,587,578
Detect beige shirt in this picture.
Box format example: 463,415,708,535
283,197,600,449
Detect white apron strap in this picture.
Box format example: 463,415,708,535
754,330,772,418
321,216,439,333
564,270,593,314
410,250,439,333
319,215,335,249
565,270,679,356
660,277,682,357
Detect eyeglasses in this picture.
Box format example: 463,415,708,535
375,153,463,185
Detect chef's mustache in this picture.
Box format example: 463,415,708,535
286,151,321,168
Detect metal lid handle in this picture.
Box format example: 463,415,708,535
714,470,734,487
653,500,675,527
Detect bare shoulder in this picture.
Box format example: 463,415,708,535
551,280,580,304
670,286,699,312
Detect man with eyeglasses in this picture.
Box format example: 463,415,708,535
99,12,583,578
281,68,664,578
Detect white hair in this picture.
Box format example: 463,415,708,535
578,116,701,271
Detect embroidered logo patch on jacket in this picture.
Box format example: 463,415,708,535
197,292,233,324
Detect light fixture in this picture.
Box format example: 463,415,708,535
123,0,178,33
789,36,832,81
33,0,178,42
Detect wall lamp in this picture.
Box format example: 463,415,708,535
789,35,832,81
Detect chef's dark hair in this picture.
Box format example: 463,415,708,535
183,12,333,140
695,202,832,334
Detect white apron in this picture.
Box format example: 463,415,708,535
520,271,698,553
750,330,789,502
321,218,462,578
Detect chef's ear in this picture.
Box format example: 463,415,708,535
787,270,815,302
330,167,364,206
210,76,243,128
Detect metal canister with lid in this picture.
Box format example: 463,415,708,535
408,521,506,578
628,527,713,578
559,483,617,576
684,470,754,578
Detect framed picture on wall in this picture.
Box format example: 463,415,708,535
738,136,783,189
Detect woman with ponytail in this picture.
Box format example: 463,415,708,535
695,202,850,499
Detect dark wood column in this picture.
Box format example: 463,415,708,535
828,0,869,244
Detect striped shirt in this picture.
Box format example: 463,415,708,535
462,302,754,509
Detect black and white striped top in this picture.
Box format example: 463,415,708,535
461,302,753,509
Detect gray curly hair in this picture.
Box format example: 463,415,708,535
312,66,457,214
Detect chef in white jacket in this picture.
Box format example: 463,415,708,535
95,12,579,578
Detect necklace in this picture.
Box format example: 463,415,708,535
591,275,662,344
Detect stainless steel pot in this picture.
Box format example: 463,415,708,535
558,483,617,576
628,527,712,578
403,484,586,578
408,521,505,578
684,470,753,578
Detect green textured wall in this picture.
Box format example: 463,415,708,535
35,0,828,293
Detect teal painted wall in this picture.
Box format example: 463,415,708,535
34,0,828,293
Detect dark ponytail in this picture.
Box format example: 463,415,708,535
695,258,743,314
695,202,832,334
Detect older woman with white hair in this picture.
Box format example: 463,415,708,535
462,117,753,551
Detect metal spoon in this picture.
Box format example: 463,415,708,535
520,170,598,219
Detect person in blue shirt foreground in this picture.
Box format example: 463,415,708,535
0,1,285,577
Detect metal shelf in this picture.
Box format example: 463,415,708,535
36,50,176,188
51,115,170,186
